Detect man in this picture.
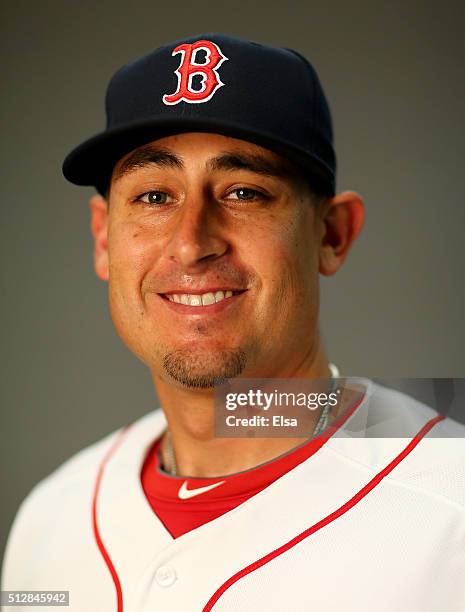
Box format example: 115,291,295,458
2,33,464,612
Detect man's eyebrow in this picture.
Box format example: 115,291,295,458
112,146,293,183
113,146,183,182
206,152,290,179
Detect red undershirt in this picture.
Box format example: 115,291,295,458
141,392,364,538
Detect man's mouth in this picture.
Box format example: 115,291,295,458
160,290,245,307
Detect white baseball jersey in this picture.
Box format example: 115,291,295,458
2,378,465,611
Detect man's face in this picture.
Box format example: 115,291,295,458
102,132,325,388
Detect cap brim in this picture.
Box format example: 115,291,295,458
62,117,335,196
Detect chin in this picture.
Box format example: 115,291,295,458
161,347,248,389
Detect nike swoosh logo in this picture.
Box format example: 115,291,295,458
178,480,226,500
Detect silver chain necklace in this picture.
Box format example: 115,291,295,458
164,364,340,476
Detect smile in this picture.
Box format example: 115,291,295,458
161,290,243,307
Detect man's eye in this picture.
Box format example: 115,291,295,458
137,191,170,205
226,188,264,201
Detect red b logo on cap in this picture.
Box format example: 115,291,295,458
163,40,228,106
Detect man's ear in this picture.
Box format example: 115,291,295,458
89,194,109,281
319,191,365,276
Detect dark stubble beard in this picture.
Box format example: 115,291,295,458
162,348,248,389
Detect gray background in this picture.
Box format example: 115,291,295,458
1,0,464,564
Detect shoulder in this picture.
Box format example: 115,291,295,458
389,408,465,512
332,380,465,511
354,378,465,439
9,408,166,516
1,409,166,587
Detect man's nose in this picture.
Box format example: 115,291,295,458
163,194,228,268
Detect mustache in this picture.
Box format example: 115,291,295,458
142,263,254,294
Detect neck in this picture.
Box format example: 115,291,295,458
151,335,337,478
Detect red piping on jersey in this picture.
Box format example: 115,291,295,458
203,412,445,611
92,425,132,612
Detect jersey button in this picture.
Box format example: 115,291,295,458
155,565,177,587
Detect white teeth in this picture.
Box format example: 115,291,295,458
201,292,216,306
165,290,238,306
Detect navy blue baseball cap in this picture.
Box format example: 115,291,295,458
62,33,336,196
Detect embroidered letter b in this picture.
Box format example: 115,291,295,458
163,40,228,105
